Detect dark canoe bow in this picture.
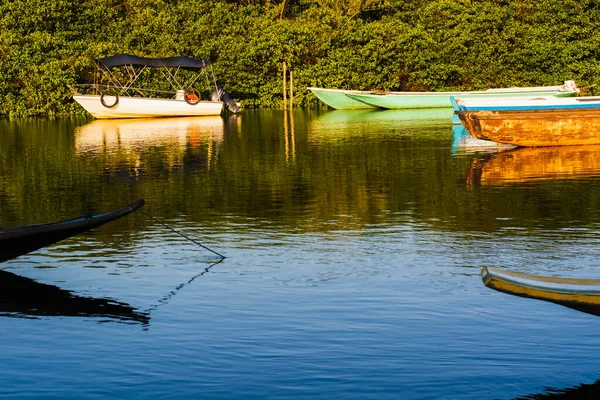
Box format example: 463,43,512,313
0,199,144,263
481,266,600,317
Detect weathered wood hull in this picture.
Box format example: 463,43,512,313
457,108,600,146
481,266,600,317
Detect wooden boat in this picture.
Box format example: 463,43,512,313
70,54,240,119
481,266,600,317
308,87,378,110
465,145,600,186
344,81,579,110
0,199,144,263
453,95,600,147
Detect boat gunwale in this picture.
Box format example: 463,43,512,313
482,267,600,295
350,90,575,97
0,199,145,238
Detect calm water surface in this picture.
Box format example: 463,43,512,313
2,109,600,399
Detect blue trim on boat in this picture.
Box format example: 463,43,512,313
449,96,460,111
456,99,600,112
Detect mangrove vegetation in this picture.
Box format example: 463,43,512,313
1,0,600,117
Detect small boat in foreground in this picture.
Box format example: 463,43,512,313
0,199,144,263
70,54,240,119
452,95,600,147
481,266,600,317
343,81,579,110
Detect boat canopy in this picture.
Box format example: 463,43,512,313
96,54,210,71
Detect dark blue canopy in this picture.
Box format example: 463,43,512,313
96,54,210,71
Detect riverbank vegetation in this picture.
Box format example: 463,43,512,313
1,0,599,117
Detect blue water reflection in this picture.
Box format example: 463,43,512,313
1,111,600,399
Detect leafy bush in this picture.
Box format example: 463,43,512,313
1,0,600,117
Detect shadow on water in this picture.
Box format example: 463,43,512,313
0,268,149,325
515,379,600,399
0,257,224,326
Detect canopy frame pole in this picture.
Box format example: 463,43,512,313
184,70,204,92
120,65,147,95
92,56,214,98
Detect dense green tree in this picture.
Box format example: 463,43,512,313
1,0,600,117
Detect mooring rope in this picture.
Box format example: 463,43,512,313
140,210,226,260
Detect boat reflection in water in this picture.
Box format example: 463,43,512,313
0,269,149,324
451,124,515,156
309,109,454,143
75,116,225,155
464,145,600,186
514,378,600,399
312,108,454,126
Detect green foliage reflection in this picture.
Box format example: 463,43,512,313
2,0,600,117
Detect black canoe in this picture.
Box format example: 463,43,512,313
0,199,144,263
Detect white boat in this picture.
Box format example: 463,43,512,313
70,54,240,119
72,93,225,119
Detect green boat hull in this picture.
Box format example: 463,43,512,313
346,90,577,109
308,87,377,110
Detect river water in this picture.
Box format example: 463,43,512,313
1,109,600,399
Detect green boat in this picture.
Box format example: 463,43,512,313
308,87,378,110
344,81,579,109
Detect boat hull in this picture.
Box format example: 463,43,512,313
308,87,377,110
482,266,600,317
74,95,224,119
457,108,600,146
0,199,145,263
346,90,577,110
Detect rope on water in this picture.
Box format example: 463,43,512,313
144,258,224,315
141,210,226,260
